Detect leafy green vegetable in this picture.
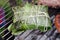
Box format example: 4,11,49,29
8,2,52,35
8,23,24,35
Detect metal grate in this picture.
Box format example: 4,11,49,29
0,0,15,40
0,0,60,40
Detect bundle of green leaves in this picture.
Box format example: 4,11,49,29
8,2,51,35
